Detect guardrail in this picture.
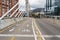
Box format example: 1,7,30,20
50,16,60,19
45,15,60,20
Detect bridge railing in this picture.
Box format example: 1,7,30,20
45,15,60,20
50,16,60,20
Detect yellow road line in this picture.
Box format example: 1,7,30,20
11,36,15,40
33,19,45,40
32,18,44,40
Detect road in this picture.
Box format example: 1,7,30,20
0,18,34,40
35,18,60,40
0,18,60,40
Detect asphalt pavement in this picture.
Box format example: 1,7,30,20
0,18,34,40
35,18,60,40
0,18,60,40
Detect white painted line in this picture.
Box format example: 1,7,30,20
0,34,33,37
18,12,22,17
27,24,29,27
15,11,19,17
32,20,37,40
22,29,30,32
26,29,30,32
22,29,26,32
10,8,19,18
9,28,15,32
0,2,18,20
42,35,60,38
34,19,45,40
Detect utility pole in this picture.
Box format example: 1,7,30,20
25,0,30,17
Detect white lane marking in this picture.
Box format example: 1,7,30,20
42,35,60,38
9,28,15,32
34,19,45,40
20,18,23,20
26,29,30,32
22,29,30,32
18,28,21,31
27,24,29,27
32,20,37,40
0,34,33,37
15,25,19,27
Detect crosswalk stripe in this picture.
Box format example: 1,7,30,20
42,35,60,38
0,34,33,37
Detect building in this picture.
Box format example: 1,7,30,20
45,0,58,15
0,0,18,17
46,0,52,11
53,0,60,15
54,0,60,7
45,0,60,15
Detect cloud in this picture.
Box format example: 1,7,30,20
29,0,46,8
19,0,46,10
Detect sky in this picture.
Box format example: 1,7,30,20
19,0,46,11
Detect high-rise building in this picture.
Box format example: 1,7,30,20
54,0,60,7
46,0,53,13
54,0,60,15
46,0,52,10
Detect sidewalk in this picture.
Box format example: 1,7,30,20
0,18,23,30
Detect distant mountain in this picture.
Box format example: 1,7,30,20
32,8,44,12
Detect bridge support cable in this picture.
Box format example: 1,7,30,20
15,11,20,17
18,12,21,17
14,6,23,18
18,12,22,17
10,8,19,18
0,2,18,20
